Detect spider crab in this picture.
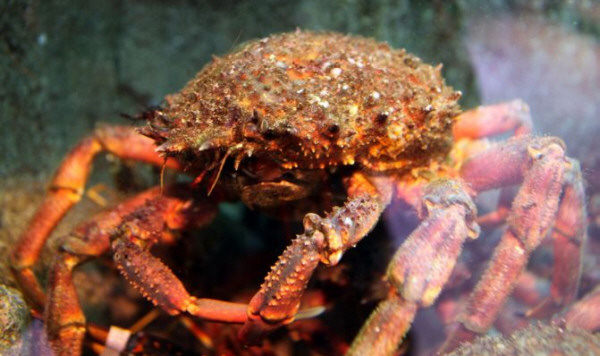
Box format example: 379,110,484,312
11,31,586,355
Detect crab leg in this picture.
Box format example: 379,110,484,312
452,99,532,139
45,187,170,355
237,172,392,344
557,285,600,332
111,220,249,324
528,161,586,317
347,179,479,356
453,100,533,228
439,135,586,352
10,126,179,309
44,185,221,356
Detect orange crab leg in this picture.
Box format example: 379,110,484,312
45,187,173,355
44,185,220,356
111,238,248,323
440,136,585,352
237,172,392,344
347,179,479,356
452,99,532,139
10,125,180,308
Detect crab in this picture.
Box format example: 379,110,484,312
10,31,587,355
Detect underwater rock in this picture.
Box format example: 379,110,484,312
447,323,600,356
0,285,30,356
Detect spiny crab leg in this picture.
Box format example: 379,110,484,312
347,179,479,356
45,187,177,355
112,231,248,324
238,172,392,344
10,126,179,309
45,185,220,355
440,135,586,352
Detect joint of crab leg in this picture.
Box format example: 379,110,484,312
388,181,478,307
46,322,87,356
303,188,387,266
303,213,342,265
420,179,480,239
460,136,565,192
45,252,87,356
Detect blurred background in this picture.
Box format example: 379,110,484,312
1,0,599,355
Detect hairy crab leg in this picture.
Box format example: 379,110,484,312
11,125,180,309
347,179,479,356
45,185,219,356
440,135,586,352
237,172,392,344
528,161,586,318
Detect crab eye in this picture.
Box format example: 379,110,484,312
375,112,389,125
321,123,340,140
327,124,340,135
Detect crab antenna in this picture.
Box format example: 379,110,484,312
207,149,231,196
160,156,168,195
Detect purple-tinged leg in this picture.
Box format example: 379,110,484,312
348,179,479,356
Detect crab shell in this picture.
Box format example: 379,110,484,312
142,31,461,172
